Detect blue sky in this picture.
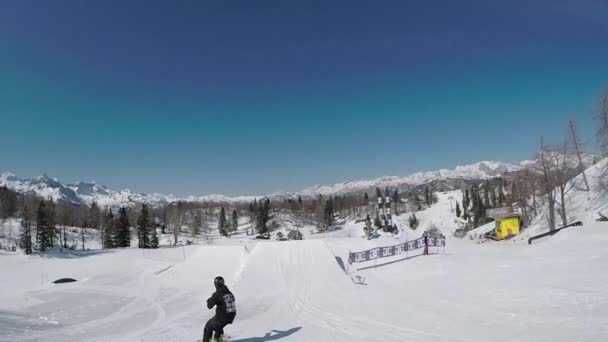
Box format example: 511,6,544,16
1,0,607,196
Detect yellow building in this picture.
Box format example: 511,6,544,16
486,207,521,240
494,216,520,239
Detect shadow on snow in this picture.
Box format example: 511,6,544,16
35,248,115,259
231,327,302,342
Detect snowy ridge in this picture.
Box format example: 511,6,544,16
0,173,82,205
298,160,523,197
0,156,594,208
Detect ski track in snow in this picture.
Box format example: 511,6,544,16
2,223,608,341
3,159,608,342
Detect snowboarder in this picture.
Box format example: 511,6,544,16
422,231,429,255
203,276,236,342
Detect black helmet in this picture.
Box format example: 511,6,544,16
214,276,225,289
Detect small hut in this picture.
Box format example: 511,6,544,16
486,207,521,240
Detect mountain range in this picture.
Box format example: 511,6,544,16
0,156,594,208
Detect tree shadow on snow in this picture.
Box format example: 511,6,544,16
36,248,115,259
231,327,302,342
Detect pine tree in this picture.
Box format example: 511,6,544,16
103,208,115,249
472,185,488,227
150,226,159,248
392,189,400,215
116,207,131,248
193,213,202,236
510,182,518,205
363,192,369,205
462,209,469,221
231,209,238,234
461,190,466,212
88,201,100,229
255,199,271,234
425,186,433,206
218,207,227,237
0,186,18,219
80,226,87,251
249,199,257,227
323,196,334,227
456,202,461,218
297,195,303,207
36,201,50,251
137,204,151,248
19,206,33,255
46,199,57,248
408,213,419,229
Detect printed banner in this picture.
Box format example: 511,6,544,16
348,236,446,264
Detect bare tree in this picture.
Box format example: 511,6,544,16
596,87,608,156
80,227,86,251
552,140,575,227
193,210,201,236
568,120,589,191
537,137,557,231
173,201,184,245
57,202,72,249
596,87,608,189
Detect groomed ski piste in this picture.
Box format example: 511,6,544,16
2,162,608,341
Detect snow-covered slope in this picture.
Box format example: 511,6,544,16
519,157,608,239
2,223,607,341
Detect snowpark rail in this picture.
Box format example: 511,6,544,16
348,236,446,264
527,221,583,245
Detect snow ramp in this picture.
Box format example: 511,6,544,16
228,240,422,341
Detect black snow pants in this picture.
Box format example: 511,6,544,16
203,316,229,342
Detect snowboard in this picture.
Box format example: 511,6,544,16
197,336,231,342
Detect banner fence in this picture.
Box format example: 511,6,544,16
348,236,445,264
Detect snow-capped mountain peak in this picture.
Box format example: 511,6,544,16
1,156,593,208
297,160,523,197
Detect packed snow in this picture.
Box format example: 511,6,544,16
3,159,608,341
2,221,607,341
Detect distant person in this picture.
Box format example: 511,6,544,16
422,231,429,255
203,276,236,342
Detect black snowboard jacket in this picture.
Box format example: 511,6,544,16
207,285,237,323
